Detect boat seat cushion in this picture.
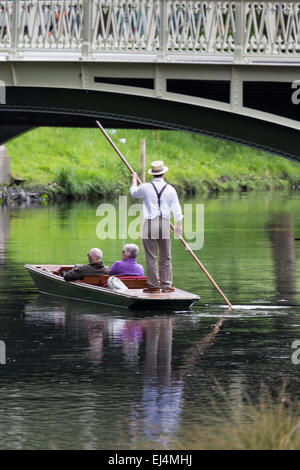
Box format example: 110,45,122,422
115,276,148,289
77,275,110,286
53,267,148,289
76,275,148,289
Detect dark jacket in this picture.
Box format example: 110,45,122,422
63,262,110,281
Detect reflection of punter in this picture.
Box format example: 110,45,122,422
130,161,183,293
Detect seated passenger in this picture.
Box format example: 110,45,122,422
64,248,110,281
110,244,144,277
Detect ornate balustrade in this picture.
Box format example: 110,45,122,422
0,1,299,59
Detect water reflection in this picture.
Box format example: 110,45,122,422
181,316,227,373
0,206,9,261
141,317,183,444
21,298,188,447
267,212,296,303
1,194,300,449
0,287,297,449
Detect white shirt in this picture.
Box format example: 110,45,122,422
130,177,183,222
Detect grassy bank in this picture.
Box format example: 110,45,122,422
134,386,300,450
176,392,300,450
6,127,300,199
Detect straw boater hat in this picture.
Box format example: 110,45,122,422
148,160,168,176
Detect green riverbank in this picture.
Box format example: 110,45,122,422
142,386,300,450
5,127,300,200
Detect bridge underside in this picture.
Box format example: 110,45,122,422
1,86,300,163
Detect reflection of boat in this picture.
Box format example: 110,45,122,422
25,265,200,311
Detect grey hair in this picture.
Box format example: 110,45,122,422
89,248,103,261
123,243,139,259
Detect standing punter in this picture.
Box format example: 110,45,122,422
130,160,183,293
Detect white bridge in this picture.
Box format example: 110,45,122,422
1,0,300,60
0,0,300,160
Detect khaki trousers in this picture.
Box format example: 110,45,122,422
142,216,172,289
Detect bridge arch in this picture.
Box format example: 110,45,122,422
1,86,300,163
0,0,299,161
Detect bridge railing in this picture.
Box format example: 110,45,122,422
0,0,299,60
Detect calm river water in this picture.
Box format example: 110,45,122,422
0,191,300,449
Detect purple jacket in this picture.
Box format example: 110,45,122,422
109,258,144,276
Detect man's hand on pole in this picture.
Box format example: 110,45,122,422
174,221,183,239
131,172,138,187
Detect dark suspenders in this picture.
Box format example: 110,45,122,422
148,182,169,238
151,182,168,214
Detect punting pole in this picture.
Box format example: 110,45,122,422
95,120,232,309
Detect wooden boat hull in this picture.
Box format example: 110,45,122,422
25,265,200,311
